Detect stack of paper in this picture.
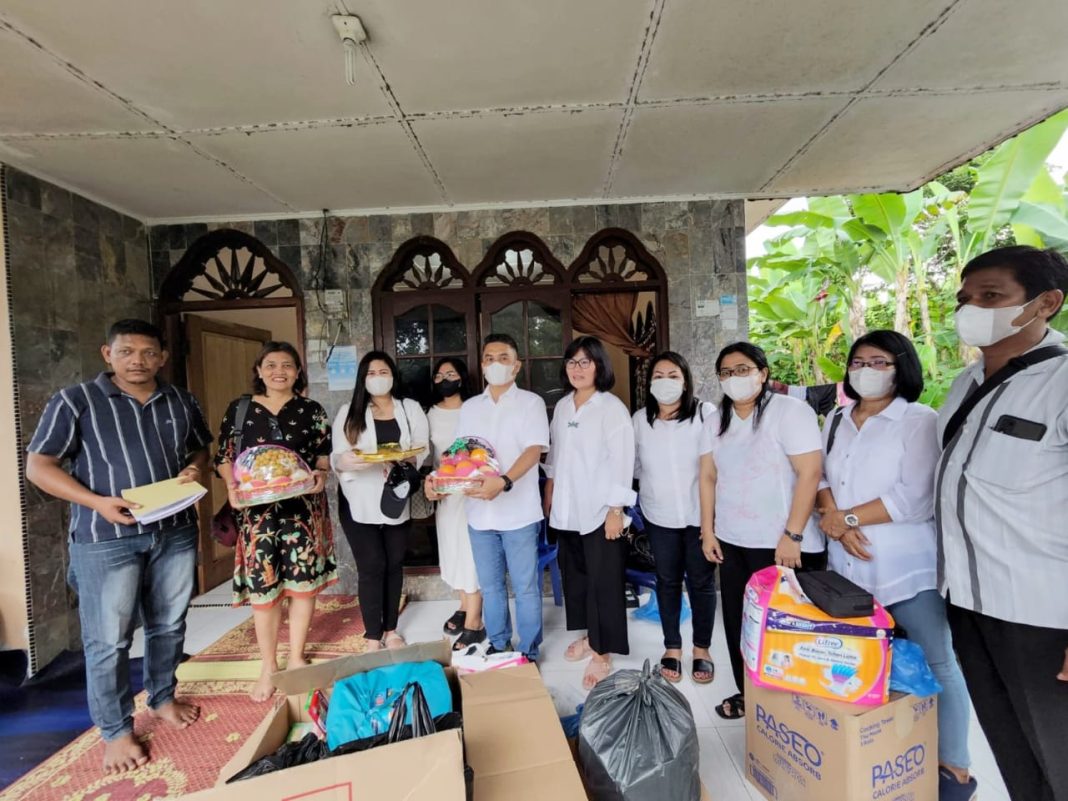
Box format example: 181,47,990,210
121,478,208,524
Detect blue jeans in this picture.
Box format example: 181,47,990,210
888,589,971,770
69,525,197,741
468,523,542,659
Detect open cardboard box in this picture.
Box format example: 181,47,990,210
182,640,467,801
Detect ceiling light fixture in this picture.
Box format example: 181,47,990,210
331,14,368,86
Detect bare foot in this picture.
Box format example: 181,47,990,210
150,700,200,729
250,668,277,702
287,653,309,670
363,638,384,652
383,632,407,650
102,733,149,775
582,656,612,691
565,636,593,662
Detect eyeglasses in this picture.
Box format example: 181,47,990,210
565,358,594,370
717,365,757,379
434,371,460,381
848,358,896,370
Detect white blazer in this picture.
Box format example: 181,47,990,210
331,398,429,525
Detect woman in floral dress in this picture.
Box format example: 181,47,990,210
215,341,336,701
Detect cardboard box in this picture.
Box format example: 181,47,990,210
182,640,467,801
460,663,587,800
745,679,937,801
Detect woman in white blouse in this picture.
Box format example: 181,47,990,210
709,342,826,720
332,351,429,651
544,336,636,690
816,331,973,795
423,357,484,650
633,352,722,685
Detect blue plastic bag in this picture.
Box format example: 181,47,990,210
889,638,943,697
560,703,585,739
632,591,691,623
326,661,452,749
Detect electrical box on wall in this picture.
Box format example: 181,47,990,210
321,289,346,318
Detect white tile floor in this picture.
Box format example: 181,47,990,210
133,587,1009,801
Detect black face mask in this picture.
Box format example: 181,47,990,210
436,379,463,398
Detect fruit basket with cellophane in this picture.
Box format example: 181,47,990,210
430,436,500,494
232,444,315,506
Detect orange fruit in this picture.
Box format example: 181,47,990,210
469,448,489,463
437,464,457,475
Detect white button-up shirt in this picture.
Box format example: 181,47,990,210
937,329,1068,628
821,397,939,607
455,383,550,532
545,391,637,535
633,403,716,529
709,393,825,553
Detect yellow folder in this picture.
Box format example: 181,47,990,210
121,477,207,524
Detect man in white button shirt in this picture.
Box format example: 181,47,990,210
455,333,550,661
936,245,1068,801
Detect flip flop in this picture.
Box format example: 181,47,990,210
582,658,612,691
452,628,487,651
383,633,407,650
565,637,594,662
715,693,745,719
443,610,466,635
659,657,683,684
692,658,715,685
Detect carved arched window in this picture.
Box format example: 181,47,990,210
159,229,299,304
569,227,664,287
473,231,565,288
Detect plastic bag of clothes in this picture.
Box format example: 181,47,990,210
631,591,691,624
889,638,944,697
226,733,329,783
578,660,700,801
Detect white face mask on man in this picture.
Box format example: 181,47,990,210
848,367,896,400
721,374,763,403
365,375,393,397
482,362,516,387
649,377,685,404
954,297,1040,348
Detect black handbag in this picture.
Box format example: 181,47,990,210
211,395,252,547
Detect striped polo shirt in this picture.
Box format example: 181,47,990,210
28,372,214,543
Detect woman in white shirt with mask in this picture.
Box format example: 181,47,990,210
633,351,722,685
709,342,826,720
816,330,974,797
332,351,429,651
544,336,636,690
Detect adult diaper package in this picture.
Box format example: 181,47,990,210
742,566,894,705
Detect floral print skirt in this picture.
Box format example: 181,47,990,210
233,491,338,608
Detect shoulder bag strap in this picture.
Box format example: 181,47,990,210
941,345,1067,448
825,406,846,454
232,394,253,457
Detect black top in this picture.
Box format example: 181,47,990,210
216,395,332,470
374,418,402,447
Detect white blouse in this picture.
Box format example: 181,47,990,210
709,393,825,553
821,397,939,607
633,403,716,529
331,398,429,525
545,391,636,535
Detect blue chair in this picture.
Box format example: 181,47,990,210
537,519,563,606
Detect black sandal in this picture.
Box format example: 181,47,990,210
659,657,683,684
452,627,487,650
692,658,715,685
443,610,466,635
716,693,745,719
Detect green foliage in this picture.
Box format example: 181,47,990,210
748,110,1068,409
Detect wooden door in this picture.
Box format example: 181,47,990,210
185,315,271,593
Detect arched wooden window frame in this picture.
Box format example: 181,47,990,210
157,228,305,387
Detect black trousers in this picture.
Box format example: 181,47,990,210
556,524,629,656
719,539,826,696
645,521,718,650
338,489,408,641
947,604,1068,801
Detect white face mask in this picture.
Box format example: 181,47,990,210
365,374,393,397
849,367,896,400
483,362,516,387
721,374,763,403
649,378,685,405
955,298,1039,348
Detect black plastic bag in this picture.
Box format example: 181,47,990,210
226,733,329,783
578,660,699,801
331,712,463,756
624,529,656,574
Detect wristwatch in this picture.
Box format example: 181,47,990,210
783,529,804,543
843,510,860,528
500,475,514,493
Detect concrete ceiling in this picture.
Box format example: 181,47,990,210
1,0,1066,223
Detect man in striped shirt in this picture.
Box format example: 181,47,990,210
936,246,1068,801
26,319,213,775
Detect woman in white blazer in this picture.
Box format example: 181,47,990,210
332,350,429,651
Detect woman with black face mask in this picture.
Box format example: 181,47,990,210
423,357,485,648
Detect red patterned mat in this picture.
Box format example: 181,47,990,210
0,681,266,801
191,594,397,662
